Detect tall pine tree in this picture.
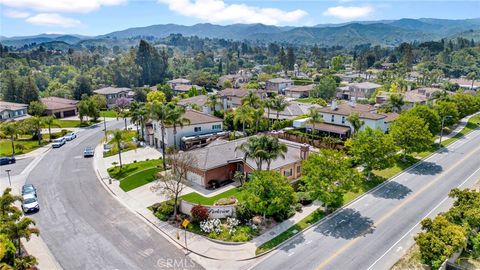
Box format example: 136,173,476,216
74,76,92,100
21,77,39,104
2,71,19,103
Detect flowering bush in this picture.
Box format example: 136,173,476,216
200,219,222,234
191,205,209,221
226,217,240,228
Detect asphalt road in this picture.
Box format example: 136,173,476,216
253,128,480,270
26,120,203,270
1,157,34,176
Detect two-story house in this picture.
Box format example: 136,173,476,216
284,84,315,98
266,78,294,94
146,109,224,151
0,101,29,122
93,87,131,108
167,78,191,89
218,88,249,110
347,82,382,100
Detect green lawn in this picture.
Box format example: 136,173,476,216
441,114,480,146
104,130,138,157
107,159,164,192
0,131,70,156
294,97,326,105
180,187,243,205
43,119,99,128
100,110,117,118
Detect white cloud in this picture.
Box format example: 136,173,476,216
4,9,30,18
0,0,126,13
323,5,373,20
158,0,307,25
26,13,82,28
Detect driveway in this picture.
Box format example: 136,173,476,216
25,119,203,270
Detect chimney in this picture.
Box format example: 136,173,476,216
331,100,338,110
300,144,310,160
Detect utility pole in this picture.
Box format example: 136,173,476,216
439,115,452,147
5,169,12,187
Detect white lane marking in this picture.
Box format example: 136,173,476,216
288,252,295,257
366,165,480,270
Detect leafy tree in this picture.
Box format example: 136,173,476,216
390,114,433,158
346,112,365,136
445,188,480,230
404,105,441,135
133,87,147,103
242,171,296,220
234,105,254,134
1,71,19,103
27,101,45,117
222,79,232,89
451,93,479,118
90,94,107,111
311,76,336,100
115,97,131,130
77,99,90,123
73,75,92,100
434,100,459,126
415,215,467,269
136,40,168,86
331,55,345,71
156,84,174,102
301,149,360,212
20,77,39,104
388,93,404,113
349,127,397,179
147,91,166,103
286,47,295,70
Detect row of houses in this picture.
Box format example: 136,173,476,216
0,97,79,122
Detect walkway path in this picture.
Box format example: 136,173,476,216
434,112,480,143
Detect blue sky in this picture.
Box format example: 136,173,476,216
1,0,479,37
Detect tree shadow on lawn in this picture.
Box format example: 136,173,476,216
409,161,443,176
313,208,375,240
371,181,412,200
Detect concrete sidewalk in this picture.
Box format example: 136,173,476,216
93,143,323,261
435,112,480,143
103,146,162,168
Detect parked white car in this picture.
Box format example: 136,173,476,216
52,137,66,148
22,193,39,213
64,132,77,141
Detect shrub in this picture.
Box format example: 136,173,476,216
235,202,253,223
231,229,250,242
15,144,26,151
191,205,209,221
296,191,314,206
60,129,70,136
153,200,174,221
295,203,303,212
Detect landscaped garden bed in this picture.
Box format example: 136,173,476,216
103,130,138,157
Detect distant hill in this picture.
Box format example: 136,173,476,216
2,18,479,48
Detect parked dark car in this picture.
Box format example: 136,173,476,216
0,156,16,165
22,184,37,197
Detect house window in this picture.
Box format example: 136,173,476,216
342,116,345,124
212,124,221,130
331,115,335,123
194,127,202,132
284,168,293,177
297,166,301,174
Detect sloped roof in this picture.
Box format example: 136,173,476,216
94,87,131,95
218,88,249,98
177,95,208,107
266,101,322,119
285,84,315,92
0,101,28,111
268,78,293,84
320,102,385,120
349,82,382,90
182,109,222,125
41,97,79,110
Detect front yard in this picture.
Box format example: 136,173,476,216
103,130,138,157
43,119,99,128
0,130,71,156
180,187,244,205
107,159,163,191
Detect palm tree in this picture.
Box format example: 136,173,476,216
264,136,288,170
271,96,289,129
0,188,22,218
467,71,477,90
306,107,323,138
346,112,365,136
234,105,254,134
14,255,38,270
252,108,265,133
206,94,220,113
111,129,124,169
42,116,56,142
3,217,39,255
166,104,190,151
235,136,267,171
149,102,169,169
1,122,19,156
388,93,404,113
264,98,274,130
242,90,261,109
129,102,148,140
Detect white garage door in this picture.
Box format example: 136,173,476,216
187,171,204,186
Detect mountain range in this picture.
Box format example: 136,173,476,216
2,18,480,48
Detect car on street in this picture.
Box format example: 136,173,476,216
64,132,77,141
0,156,16,165
22,193,39,213
22,184,37,197
52,137,66,148
83,146,94,157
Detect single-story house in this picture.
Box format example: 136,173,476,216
265,101,322,120
146,109,225,151
181,137,312,187
0,101,30,122
93,87,131,108
173,84,203,95
284,84,315,98
41,97,79,118
266,78,294,93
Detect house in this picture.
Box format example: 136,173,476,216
172,84,203,95
41,97,79,118
295,100,398,138
375,87,444,109
265,101,322,120
266,78,293,93
449,78,480,90
181,137,312,187
284,84,315,98
177,95,222,114
218,88,250,110
93,87,131,108
218,70,251,88
146,109,225,151
0,101,29,122
167,78,191,89
346,82,382,100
